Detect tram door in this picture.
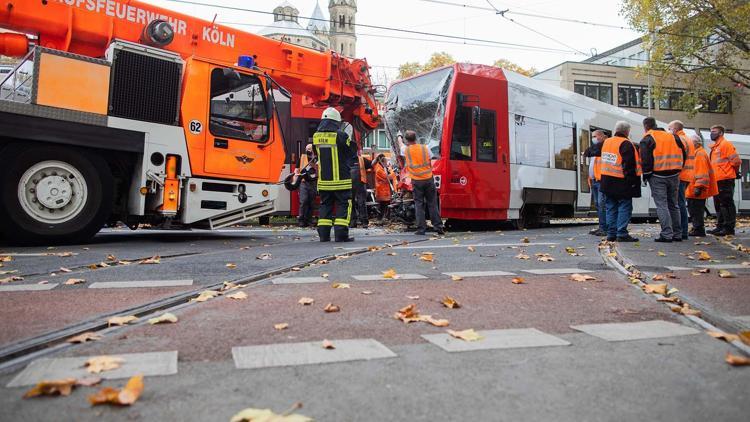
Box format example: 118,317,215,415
576,127,592,210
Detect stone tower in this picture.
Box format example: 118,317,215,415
328,0,357,57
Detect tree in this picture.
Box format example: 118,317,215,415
397,52,456,79
621,0,750,115
397,61,422,79
492,59,537,76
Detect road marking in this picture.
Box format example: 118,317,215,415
443,271,516,277
698,264,749,270
88,280,194,289
7,351,178,388
571,320,699,342
352,274,428,281
0,284,59,292
232,339,396,369
666,266,693,271
422,328,570,352
523,268,592,275
272,277,329,285
389,242,558,251
733,316,750,328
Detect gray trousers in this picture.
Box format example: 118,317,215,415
413,178,442,231
650,175,681,239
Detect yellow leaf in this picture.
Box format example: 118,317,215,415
696,251,712,261
680,306,701,317
88,375,144,406
367,246,383,252
85,356,124,374
657,296,679,303
447,329,484,342
569,273,597,282
382,268,399,279
393,304,419,322
451,275,463,281
106,254,116,261
148,313,178,325
230,407,313,422
23,378,77,398
441,296,461,309
387,252,397,256
107,315,138,326
725,352,750,366
511,277,525,284
419,315,450,327
607,252,617,258
522,237,530,243
514,253,530,260
274,323,289,330
739,331,750,346
718,270,735,278
64,278,85,285
643,283,667,295
467,246,476,252
657,251,666,257
323,303,340,313
0,255,11,262
707,331,740,342
226,263,237,269
322,339,335,349
419,253,434,262
298,297,315,305
139,256,161,264
331,283,350,289
226,291,248,300
67,332,102,344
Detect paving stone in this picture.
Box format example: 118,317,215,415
523,268,592,275
443,271,516,277
571,320,699,342
0,284,59,292
700,264,749,270
7,351,179,388
272,277,329,285
351,274,428,281
232,339,396,369
666,266,693,271
421,328,570,353
88,280,193,289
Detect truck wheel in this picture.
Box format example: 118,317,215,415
0,144,113,245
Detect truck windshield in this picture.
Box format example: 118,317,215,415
384,67,453,159
209,68,269,142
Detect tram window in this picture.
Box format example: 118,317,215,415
450,106,472,161
579,129,590,193
741,159,750,200
554,124,575,170
477,109,497,162
515,114,549,168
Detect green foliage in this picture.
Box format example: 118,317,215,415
397,53,535,79
492,59,537,76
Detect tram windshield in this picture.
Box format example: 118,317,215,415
384,67,453,159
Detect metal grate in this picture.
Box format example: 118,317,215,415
109,49,181,125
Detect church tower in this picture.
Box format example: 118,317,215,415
328,0,357,57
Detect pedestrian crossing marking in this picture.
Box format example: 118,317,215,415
523,268,592,275
232,339,397,369
272,276,329,285
443,271,516,278
422,328,570,352
88,280,194,289
351,274,428,281
0,284,59,292
571,320,699,342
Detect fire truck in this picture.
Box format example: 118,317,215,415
0,0,379,245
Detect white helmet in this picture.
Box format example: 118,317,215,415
321,107,342,122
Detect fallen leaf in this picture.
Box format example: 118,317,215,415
85,356,124,374
514,252,530,260
291,267,302,271
406,295,420,300
394,304,419,322
657,251,666,257
467,246,476,252
226,291,248,300
191,290,220,302
697,268,710,274
59,267,72,273
707,331,740,342
148,313,178,325
0,256,11,262
680,305,701,316
511,277,526,284
226,263,237,269
657,297,679,303
88,375,143,406
447,329,484,342
387,252,397,256
64,278,85,285
322,339,335,349
331,283,350,289
361,290,374,295
570,273,597,282
451,275,463,281
739,331,750,346
139,256,161,265
521,237,530,243
718,270,735,278
256,253,272,260
419,315,450,327
230,406,313,422
441,296,461,309
37,280,49,285
643,283,668,295
382,268,400,279
0,276,23,284
666,288,679,296
106,254,116,261
107,315,138,326
725,353,750,366
298,297,315,305
274,323,289,330
23,378,77,398
67,332,102,344
419,252,434,262
323,303,340,313
536,253,555,262
696,251,712,261
321,273,329,278
76,377,102,387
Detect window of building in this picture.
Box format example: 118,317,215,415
339,15,345,28
477,109,497,162
514,114,549,167
618,84,653,109
574,81,613,104
377,130,389,149
209,68,268,142
349,16,353,28
702,92,732,113
553,124,575,170
450,107,472,160
340,43,344,55
658,89,685,110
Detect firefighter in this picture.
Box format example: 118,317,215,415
708,125,741,236
312,107,356,242
599,121,641,242
296,143,318,228
685,134,718,237
640,117,686,243
668,120,694,240
402,130,444,235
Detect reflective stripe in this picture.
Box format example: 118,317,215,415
318,219,333,226
334,199,352,226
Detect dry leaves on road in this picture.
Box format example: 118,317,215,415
419,252,434,262
382,268,400,279
725,353,750,366
0,255,11,262
740,331,750,346
106,254,117,261
88,375,144,406
536,253,555,262
692,268,710,275
85,356,124,374
514,252,530,260
569,274,597,282
227,291,248,300
467,246,476,253
230,406,313,422
0,276,23,284
393,304,449,327
511,277,526,284
139,256,161,265
298,297,315,305
331,283,350,289
323,303,340,313
447,329,484,342
23,378,78,398
274,323,289,331
406,295,420,300
441,296,461,309
64,278,85,285
707,331,740,342
643,283,668,295
696,251,712,261
718,270,735,278
107,315,138,326
67,332,102,344
256,253,273,260
322,339,335,349
451,275,463,281
670,303,701,317
522,237,530,243
191,290,220,302
148,313,178,325
657,251,667,257
226,263,237,269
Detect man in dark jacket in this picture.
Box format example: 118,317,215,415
584,130,607,236
600,121,641,242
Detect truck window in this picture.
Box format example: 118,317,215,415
450,106,472,161
477,109,496,162
209,68,269,142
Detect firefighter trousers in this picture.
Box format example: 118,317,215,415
317,189,352,242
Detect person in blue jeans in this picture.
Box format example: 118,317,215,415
599,121,641,242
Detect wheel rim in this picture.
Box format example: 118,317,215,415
17,160,88,224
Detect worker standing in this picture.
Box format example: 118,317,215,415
296,144,318,228
668,120,694,240
640,117,686,243
350,152,372,228
586,129,607,236
373,154,392,223
708,125,741,236
402,130,444,235
599,121,641,242
312,107,356,242
685,135,718,237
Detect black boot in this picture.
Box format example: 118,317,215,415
318,226,331,242
334,226,354,242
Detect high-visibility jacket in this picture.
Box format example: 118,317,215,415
676,130,696,182
374,162,392,202
600,136,642,178
405,144,433,180
313,130,353,191
686,146,719,200
648,129,684,172
357,156,367,184
710,136,741,181
593,156,602,181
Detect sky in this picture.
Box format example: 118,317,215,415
145,0,644,85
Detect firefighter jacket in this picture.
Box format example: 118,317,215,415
405,144,433,181
676,130,696,183
639,128,685,177
686,146,718,200
313,119,356,191
600,134,642,199
710,136,741,181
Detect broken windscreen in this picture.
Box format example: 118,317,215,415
384,67,454,159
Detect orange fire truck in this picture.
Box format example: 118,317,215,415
0,0,379,245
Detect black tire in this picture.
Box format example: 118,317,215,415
0,144,113,245
258,215,271,226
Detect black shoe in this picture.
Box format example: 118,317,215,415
654,237,672,243
713,229,735,237
707,227,722,235
617,235,639,242
335,237,355,242
606,237,616,242
672,237,683,242
688,230,706,237
435,228,445,235
682,235,688,240
590,229,606,236
298,222,309,228
415,230,426,235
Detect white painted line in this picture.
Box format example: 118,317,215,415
666,266,693,271
523,268,592,275
571,320,699,342
0,284,59,292
89,280,193,289
7,351,178,387
699,264,749,270
422,328,570,353
272,277,329,285
232,339,397,369
733,316,750,327
443,271,516,277
391,242,558,251
351,274,428,281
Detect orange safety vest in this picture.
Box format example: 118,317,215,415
374,163,391,202
405,144,433,180
648,129,683,172
676,130,695,182
686,146,719,199
593,156,602,181
357,156,367,184
600,136,642,179
710,136,741,181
